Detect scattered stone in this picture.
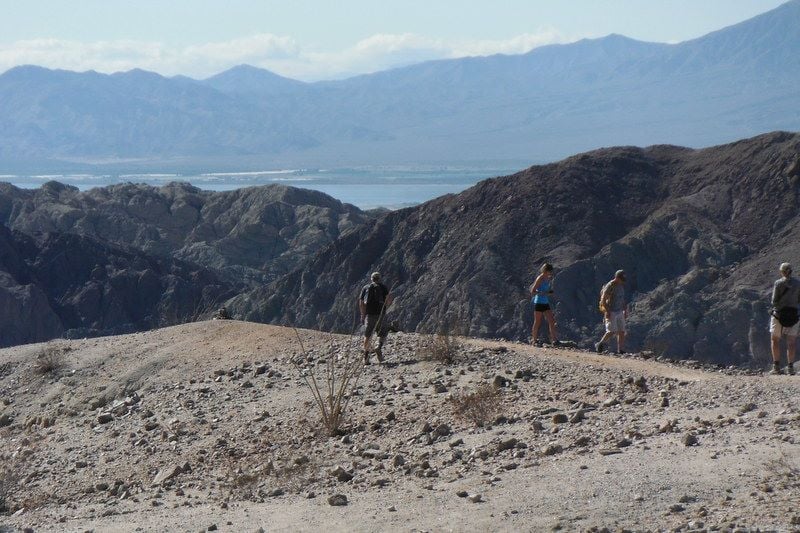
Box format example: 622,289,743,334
541,444,563,456
97,412,114,424
683,433,698,447
492,375,510,388
569,410,585,424
153,464,182,485
0,413,13,427
330,466,354,482
433,423,451,437
598,448,623,456
328,494,348,506
456,490,468,498
468,493,483,503
498,438,518,452
552,414,569,424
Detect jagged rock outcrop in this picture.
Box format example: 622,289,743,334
237,132,800,365
0,225,236,347
0,181,368,285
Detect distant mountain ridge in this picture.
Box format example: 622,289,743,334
1,1,799,167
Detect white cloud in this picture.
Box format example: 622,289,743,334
0,30,569,81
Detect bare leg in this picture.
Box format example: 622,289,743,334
617,331,626,352
771,337,781,363
531,312,543,343
787,335,797,363
544,310,558,343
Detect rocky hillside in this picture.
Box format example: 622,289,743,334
0,321,798,531
237,132,800,366
0,225,236,347
0,181,368,285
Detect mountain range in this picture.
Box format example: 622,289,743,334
2,131,799,366
1,0,799,169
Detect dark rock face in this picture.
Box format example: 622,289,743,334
0,182,368,285
0,225,236,347
244,132,800,366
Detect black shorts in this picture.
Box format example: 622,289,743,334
534,303,551,313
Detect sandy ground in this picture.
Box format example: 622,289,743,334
0,320,798,532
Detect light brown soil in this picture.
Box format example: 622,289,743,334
1,320,798,532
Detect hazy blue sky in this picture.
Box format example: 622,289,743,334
0,0,788,80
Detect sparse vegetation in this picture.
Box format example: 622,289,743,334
450,384,502,428
419,322,463,364
33,344,69,376
764,452,800,489
292,330,364,437
224,454,318,501
0,457,20,514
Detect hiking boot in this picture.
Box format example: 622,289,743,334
770,365,783,375
375,346,385,363
617,349,626,355
533,339,544,347
787,364,796,375
595,342,604,354
552,340,563,347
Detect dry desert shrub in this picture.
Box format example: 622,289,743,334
764,452,800,487
0,457,20,513
223,455,318,501
33,344,70,376
292,330,364,437
419,322,464,364
450,384,502,428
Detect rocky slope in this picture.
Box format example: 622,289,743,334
0,321,798,531
240,132,800,366
0,181,368,285
0,225,235,347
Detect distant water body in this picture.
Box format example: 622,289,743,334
2,166,522,210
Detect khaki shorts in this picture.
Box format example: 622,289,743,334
605,311,626,333
770,316,799,338
364,314,388,338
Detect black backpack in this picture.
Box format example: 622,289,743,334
776,307,800,328
363,283,385,315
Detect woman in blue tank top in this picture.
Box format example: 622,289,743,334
530,263,559,346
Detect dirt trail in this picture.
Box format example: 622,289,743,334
470,339,719,382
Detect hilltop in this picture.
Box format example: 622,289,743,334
0,321,798,531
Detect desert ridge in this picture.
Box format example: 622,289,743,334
0,320,797,531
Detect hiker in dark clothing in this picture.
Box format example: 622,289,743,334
359,272,393,364
770,262,800,375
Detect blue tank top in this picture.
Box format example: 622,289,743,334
533,279,551,304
